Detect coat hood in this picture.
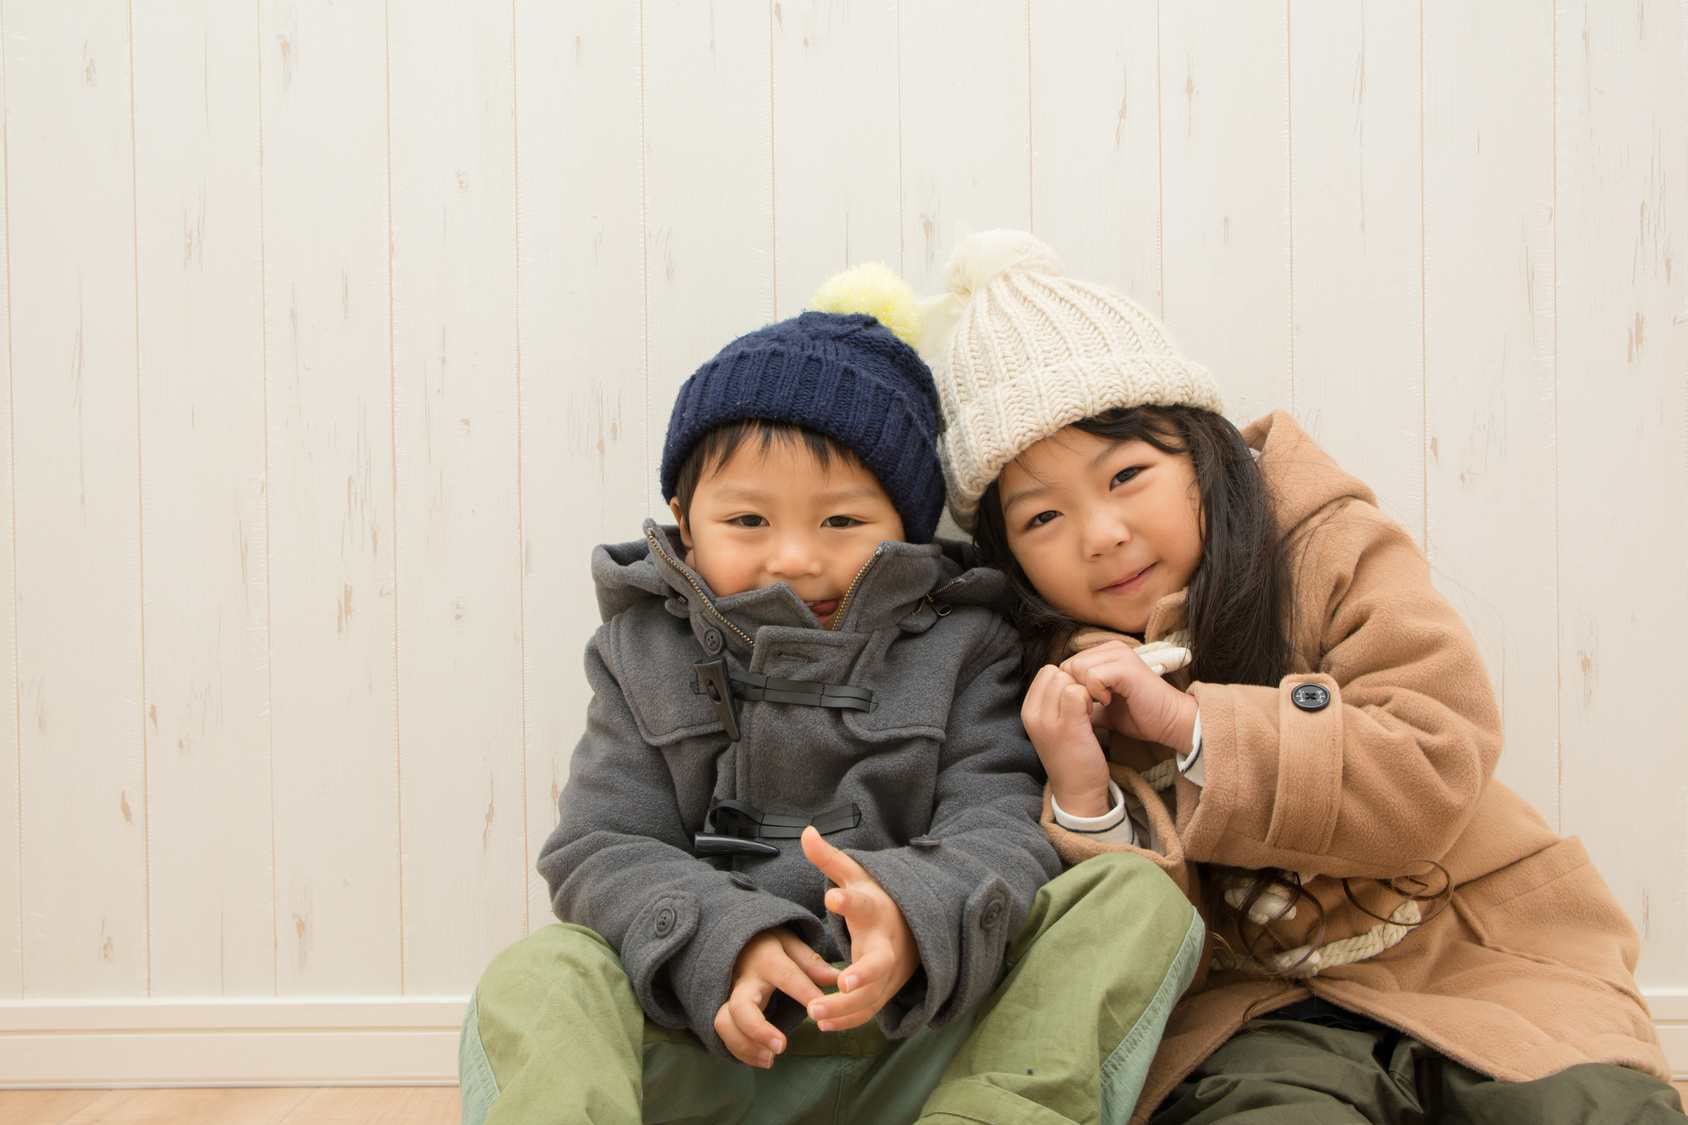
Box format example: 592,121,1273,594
1242,410,1377,536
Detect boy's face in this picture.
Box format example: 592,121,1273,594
669,437,904,628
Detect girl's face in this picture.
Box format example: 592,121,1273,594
998,426,1203,635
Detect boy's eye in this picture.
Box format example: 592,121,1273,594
822,515,863,529
727,514,768,528
1111,466,1143,487
1025,510,1059,531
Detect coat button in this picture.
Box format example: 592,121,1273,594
980,898,1005,930
729,872,757,891
1291,683,1331,712
653,905,676,937
702,627,724,654
909,836,940,849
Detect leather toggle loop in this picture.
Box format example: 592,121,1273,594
693,798,862,859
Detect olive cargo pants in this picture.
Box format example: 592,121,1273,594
461,851,1204,1125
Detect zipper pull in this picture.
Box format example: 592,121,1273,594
695,658,741,741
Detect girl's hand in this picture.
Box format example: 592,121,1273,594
1060,641,1198,755
1022,663,1114,818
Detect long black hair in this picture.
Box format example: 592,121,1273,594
975,405,1450,974
972,404,1290,690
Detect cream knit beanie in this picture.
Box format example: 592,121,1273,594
922,230,1224,529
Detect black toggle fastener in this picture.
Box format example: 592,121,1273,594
690,664,877,719
693,798,862,858
695,658,742,742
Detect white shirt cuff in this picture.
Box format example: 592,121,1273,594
1051,780,1137,846
1176,709,1205,787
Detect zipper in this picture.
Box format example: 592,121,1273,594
828,548,885,631
920,577,963,618
644,527,755,650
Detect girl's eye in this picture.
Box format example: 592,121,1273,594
728,514,768,528
1025,509,1059,531
1111,466,1143,487
822,515,862,529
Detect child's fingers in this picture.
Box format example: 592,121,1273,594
764,950,827,1011
801,825,872,889
838,942,896,996
714,983,784,1068
1058,682,1095,727
824,885,887,928
1025,664,1076,710
809,972,890,1029
1060,640,1136,679
774,929,841,989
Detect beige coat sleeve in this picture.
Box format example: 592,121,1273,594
1179,499,1503,879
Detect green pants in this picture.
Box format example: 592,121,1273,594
1149,1011,1687,1124
462,851,1203,1125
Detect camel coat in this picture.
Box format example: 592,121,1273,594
1037,411,1670,1122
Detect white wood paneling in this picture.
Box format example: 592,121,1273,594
1159,1,1293,425
0,0,1678,1049
260,0,401,995
1288,0,1424,543
388,0,526,993
132,0,274,998
1422,0,1560,825
772,0,902,317
898,0,1032,292
641,0,775,515
0,13,17,1001
512,2,648,929
1028,0,1161,312
1555,0,1688,989
5,0,148,999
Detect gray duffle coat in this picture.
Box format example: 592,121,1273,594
539,520,1060,1060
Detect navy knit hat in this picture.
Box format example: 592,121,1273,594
659,267,945,543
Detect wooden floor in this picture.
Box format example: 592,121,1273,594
0,1088,458,1125
0,1083,1683,1122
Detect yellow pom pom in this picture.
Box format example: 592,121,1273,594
807,262,922,349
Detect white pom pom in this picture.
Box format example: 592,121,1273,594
943,229,1063,300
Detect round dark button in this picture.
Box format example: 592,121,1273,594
653,905,676,937
1291,683,1331,712
909,836,940,850
702,627,724,655
729,871,757,891
980,898,1005,930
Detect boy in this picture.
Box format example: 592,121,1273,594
461,269,1203,1125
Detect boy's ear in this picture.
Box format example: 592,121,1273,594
668,498,696,563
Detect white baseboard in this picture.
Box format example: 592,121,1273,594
1648,990,1688,1081
0,991,1681,1087
0,998,467,1087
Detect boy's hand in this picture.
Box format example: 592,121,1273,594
1060,640,1198,758
800,827,920,1032
716,925,840,1068
1022,662,1115,818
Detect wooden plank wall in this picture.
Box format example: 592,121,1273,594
0,0,1680,1024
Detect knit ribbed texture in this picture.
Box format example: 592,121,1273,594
930,230,1224,529
659,311,945,543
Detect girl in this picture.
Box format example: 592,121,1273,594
920,230,1682,1124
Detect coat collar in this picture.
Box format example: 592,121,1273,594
592,519,1005,656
